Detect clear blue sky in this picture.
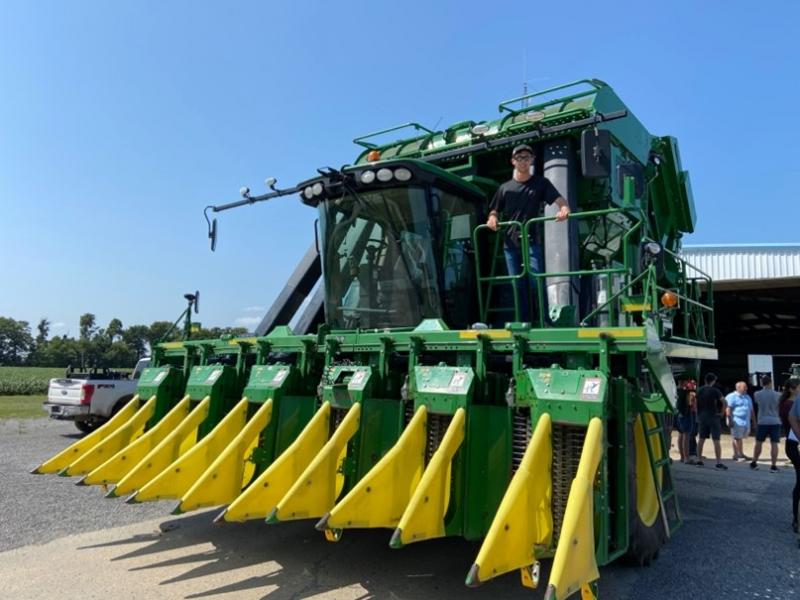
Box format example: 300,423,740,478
2,1,798,336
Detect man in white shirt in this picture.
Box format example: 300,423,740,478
725,381,756,461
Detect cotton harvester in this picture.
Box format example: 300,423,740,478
33,79,716,599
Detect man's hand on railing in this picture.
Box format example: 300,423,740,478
486,212,499,231
555,204,571,222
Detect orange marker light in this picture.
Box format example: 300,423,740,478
367,150,381,162
661,291,679,308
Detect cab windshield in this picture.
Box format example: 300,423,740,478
319,185,477,329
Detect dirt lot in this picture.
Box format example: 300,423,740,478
1,418,798,599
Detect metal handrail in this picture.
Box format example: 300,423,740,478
353,123,436,149
473,207,715,345
473,207,642,326
642,238,715,344
580,268,653,326
497,79,604,114
522,208,643,326
472,220,526,321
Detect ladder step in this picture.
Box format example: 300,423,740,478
646,426,663,436
654,457,671,468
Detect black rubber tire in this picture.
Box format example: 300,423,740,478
74,420,97,434
111,395,134,416
626,416,667,566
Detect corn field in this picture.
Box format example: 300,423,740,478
0,367,65,395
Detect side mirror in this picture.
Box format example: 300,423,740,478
194,290,200,314
580,129,611,178
209,218,217,251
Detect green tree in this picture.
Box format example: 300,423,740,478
88,329,111,367
28,317,52,366
195,326,250,339
107,318,124,342
147,321,179,351
38,335,80,368
122,325,150,359
0,317,34,365
79,313,97,340
36,318,50,344
78,313,98,368
103,340,137,368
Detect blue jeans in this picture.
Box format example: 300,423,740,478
503,244,544,323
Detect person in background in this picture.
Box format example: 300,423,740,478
726,381,756,461
752,374,782,472
688,395,700,461
780,380,796,438
676,380,697,464
783,378,800,533
696,373,728,470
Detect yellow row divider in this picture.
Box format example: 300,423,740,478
391,407,466,548
125,396,243,502
31,395,143,475
80,395,192,486
544,417,603,600
175,398,274,514
316,405,427,535
61,395,157,477
112,396,212,498
466,413,552,588
269,402,361,523
219,401,331,523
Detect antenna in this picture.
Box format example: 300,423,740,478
522,48,528,108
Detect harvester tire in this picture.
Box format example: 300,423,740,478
625,416,667,567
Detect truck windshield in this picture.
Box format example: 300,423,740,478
320,186,440,329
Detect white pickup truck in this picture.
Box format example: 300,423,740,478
43,358,150,433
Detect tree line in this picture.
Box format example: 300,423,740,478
0,314,248,368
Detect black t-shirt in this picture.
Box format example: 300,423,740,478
489,176,561,247
676,389,690,417
696,385,723,417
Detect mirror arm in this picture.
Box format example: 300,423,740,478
203,185,302,252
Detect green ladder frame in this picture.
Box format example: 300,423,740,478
642,413,681,537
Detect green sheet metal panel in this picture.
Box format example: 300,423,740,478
243,364,296,403
522,367,608,425
462,404,513,539
242,364,309,469
136,365,185,426
321,365,374,408
355,398,405,480
413,366,474,414
185,365,240,438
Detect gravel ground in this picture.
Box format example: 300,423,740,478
1,417,798,599
0,418,172,551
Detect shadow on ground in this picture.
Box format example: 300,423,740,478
77,508,571,599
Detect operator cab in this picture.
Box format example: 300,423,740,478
299,160,486,330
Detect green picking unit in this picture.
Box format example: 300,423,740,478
34,79,716,599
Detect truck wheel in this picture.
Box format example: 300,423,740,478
626,413,667,566
111,395,134,416
75,420,97,434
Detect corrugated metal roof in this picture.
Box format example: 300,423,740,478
681,244,800,281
